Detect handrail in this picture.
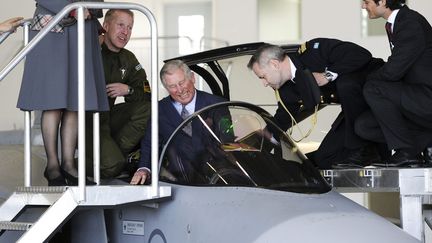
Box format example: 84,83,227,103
22,19,32,187
0,2,160,201
0,19,32,45
0,32,12,45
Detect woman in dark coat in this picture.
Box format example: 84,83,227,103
17,0,109,185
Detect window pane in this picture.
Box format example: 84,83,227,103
361,8,386,37
258,0,301,42
178,15,204,55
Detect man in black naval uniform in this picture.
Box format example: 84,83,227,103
247,39,385,169
86,9,151,178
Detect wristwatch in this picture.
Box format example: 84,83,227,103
127,86,134,95
323,70,335,82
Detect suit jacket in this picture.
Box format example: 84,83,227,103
138,90,227,170
368,5,432,127
274,38,377,131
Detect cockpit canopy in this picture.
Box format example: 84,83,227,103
159,101,330,194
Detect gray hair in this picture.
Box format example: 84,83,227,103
160,59,193,87
247,44,286,69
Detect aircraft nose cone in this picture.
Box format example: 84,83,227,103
253,212,420,243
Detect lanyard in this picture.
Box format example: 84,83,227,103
275,89,318,143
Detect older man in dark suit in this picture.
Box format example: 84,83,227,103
358,0,432,166
130,60,229,185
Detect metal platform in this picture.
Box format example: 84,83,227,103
322,167,432,242
0,185,172,242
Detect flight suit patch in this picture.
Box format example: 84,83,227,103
135,64,142,71
144,83,151,93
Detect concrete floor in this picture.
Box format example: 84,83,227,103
0,144,47,203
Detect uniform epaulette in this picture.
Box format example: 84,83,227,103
298,42,307,54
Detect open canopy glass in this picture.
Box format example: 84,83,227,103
159,101,330,194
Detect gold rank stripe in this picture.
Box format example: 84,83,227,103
298,42,307,54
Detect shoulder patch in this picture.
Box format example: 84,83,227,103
313,42,320,49
135,64,143,71
144,83,151,93
298,42,307,54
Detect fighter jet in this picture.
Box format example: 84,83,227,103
104,101,419,243
100,43,422,242
0,42,420,243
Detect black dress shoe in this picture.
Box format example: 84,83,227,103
60,168,96,186
373,149,424,167
332,145,381,169
424,147,432,164
43,168,67,186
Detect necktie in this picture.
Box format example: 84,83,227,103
385,22,394,50
181,105,192,136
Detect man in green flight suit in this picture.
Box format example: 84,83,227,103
86,9,151,179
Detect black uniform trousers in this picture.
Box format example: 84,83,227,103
309,74,369,168
333,72,371,148
306,73,378,168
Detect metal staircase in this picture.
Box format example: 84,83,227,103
0,2,167,242
0,185,171,242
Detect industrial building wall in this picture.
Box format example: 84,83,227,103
1,1,432,239
0,0,431,132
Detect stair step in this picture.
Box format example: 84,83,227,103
16,186,67,194
0,221,32,231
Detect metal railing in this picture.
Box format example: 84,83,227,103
0,2,161,201
0,19,31,45
0,19,33,187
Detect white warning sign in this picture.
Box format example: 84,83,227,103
122,220,145,235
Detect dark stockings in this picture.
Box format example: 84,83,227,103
41,110,78,179
60,111,78,176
